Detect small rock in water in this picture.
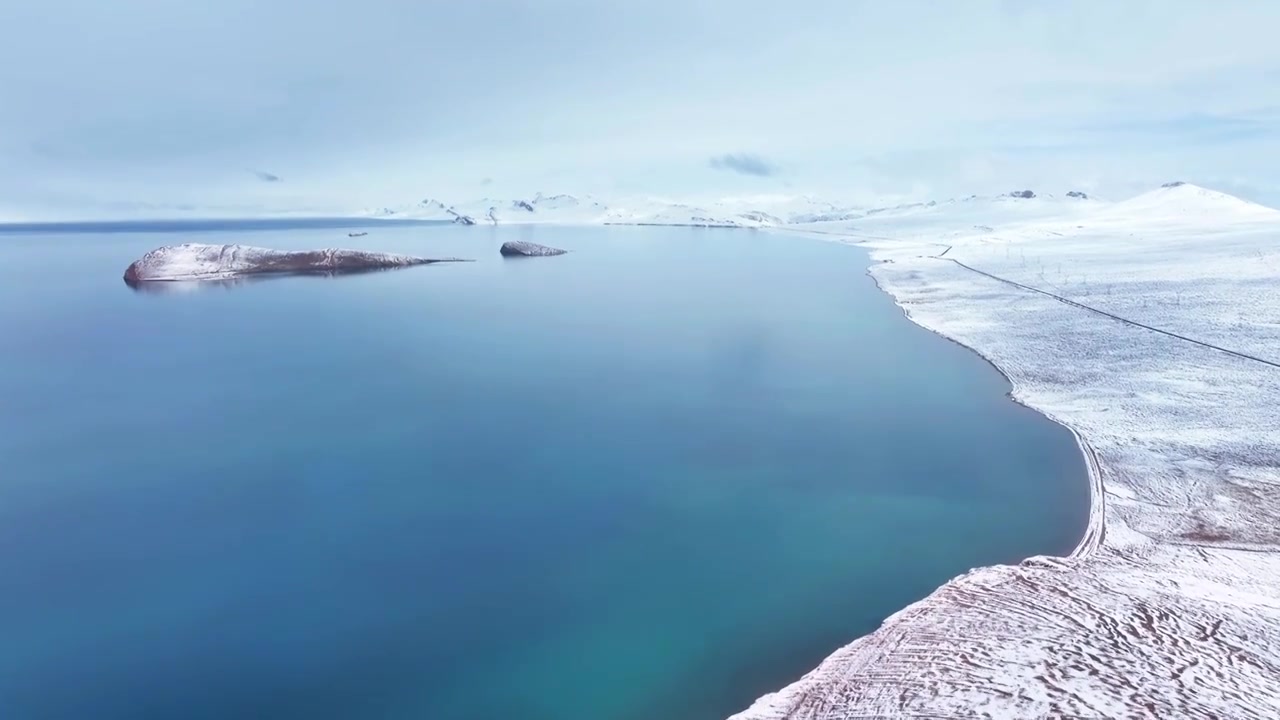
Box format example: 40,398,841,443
500,241,568,257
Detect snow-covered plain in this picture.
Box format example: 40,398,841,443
729,183,1280,719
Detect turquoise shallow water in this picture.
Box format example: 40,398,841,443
0,222,1086,720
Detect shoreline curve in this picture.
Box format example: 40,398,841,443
864,255,1104,559
724,240,1104,719
733,221,1280,719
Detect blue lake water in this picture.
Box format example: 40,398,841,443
0,222,1087,720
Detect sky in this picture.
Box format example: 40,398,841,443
2,0,1279,218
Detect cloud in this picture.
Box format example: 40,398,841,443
251,170,282,183
3,1,1280,214
708,153,778,177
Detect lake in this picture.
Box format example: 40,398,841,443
0,221,1087,720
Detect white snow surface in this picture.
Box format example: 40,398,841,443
729,184,1280,719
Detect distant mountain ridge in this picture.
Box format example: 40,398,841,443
361,184,1273,230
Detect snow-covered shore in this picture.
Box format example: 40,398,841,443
730,183,1280,718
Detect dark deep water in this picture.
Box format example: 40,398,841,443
0,222,1087,720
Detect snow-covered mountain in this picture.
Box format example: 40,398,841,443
702,194,851,224
600,198,776,228
1094,181,1280,224
368,198,482,225
364,187,1115,231
360,184,1280,245
783,189,1106,245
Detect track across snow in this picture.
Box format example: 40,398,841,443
942,256,1280,371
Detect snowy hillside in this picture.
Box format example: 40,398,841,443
732,185,1280,719
464,193,612,225
796,189,1105,241
1094,181,1280,224
703,194,849,224
601,198,775,227
366,198,481,225
364,193,605,225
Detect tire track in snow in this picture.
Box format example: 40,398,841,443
940,256,1280,371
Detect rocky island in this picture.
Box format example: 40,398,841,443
499,241,568,257
123,243,469,283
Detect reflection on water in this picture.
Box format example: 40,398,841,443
125,277,255,295
123,266,437,294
